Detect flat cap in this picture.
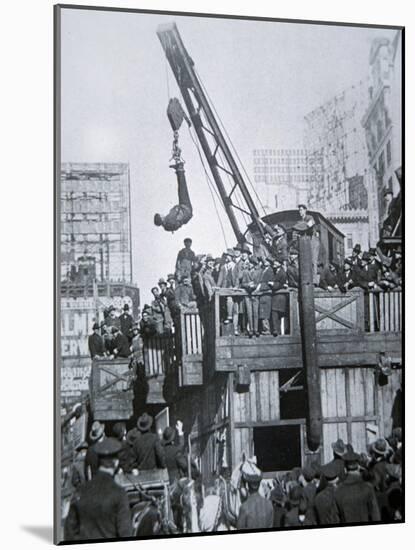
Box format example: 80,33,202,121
320,461,341,480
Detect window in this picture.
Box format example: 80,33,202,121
253,426,302,472
279,369,306,419
274,194,278,209
347,233,353,249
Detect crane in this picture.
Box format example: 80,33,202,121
157,22,267,248
157,22,321,452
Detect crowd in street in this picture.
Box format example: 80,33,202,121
64,409,403,540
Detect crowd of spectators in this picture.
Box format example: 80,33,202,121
88,204,402,348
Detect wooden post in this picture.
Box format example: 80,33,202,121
298,235,322,452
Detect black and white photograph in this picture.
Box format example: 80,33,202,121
55,4,403,544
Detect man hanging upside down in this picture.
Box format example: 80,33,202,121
154,161,193,232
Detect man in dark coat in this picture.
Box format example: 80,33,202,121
269,260,289,336
258,257,274,335
236,471,274,530
217,249,236,325
162,422,185,483
133,413,166,470
88,323,106,359
175,238,196,281
314,462,341,525
118,304,134,340
338,259,356,292
85,421,106,480
111,327,131,358
271,225,289,264
203,255,218,302
165,274,181,323
335,451,380,523
112,422,135,474
175,276,197,308
287,251,299,288
319,263,340,291
65,438,132,541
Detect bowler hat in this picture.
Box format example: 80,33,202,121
126,427,140,446
92,322,100,330
137,412,153,432
205,253,214,262
331,438,347,457
371,438,390,456
225,248,235,257
250,256,259,265
158,278,167,286
123,303,130,311
233,243,244,252
162,426,177,444
353,244,361,253
241,243,252,255
167,273,175,281
343,450,361,465
94,437,122,457
89,421,105,442
368,248,377,256
301,465,315,482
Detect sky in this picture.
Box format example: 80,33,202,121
60,8,397,303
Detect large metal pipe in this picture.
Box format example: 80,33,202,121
298,235,322,451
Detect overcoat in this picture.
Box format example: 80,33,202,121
133,432,166,470
258,266,273,319
236,492,274,530
271,267,289,313
64,471,132,541
334,473,381,523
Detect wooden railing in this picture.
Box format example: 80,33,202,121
366,290,402,332
142,335,174,377
180,307,203,356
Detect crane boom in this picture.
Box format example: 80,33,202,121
157,22,266,246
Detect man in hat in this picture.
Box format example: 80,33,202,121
163,275,181,327
287,250,299,288
240,255,261,337
368,438,392,495
118,304,134,341
236,469,274,530
154,160,193,232
111,326,131,358
175,238,196,281
217,248,238,326
296,204,320,285
314,462,341,525
319,262,340,291
175,275,197,308
270,484,286,527
100,320,114,356
133,413,166,470
151,286,172,335
71,441,89,492
203,254,219,301
271,225,288,264
269,258,289,336
349,244,362,266
324,439,348,484
112,422,135,474
258,256,274,335
88,322,106,359
334,450,380,523
85,421,106,480
105,305,120,330
283,485,313,527
139,308,157,339
64,438,132,541
162,420,185,484
338,259,355,293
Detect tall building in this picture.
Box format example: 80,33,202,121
61,162,133,284
303,81,378,248
60,162,139,404
253,148,313,213
361,32,402,233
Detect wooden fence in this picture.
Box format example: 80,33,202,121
143,336,174,377
367,290,402,332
